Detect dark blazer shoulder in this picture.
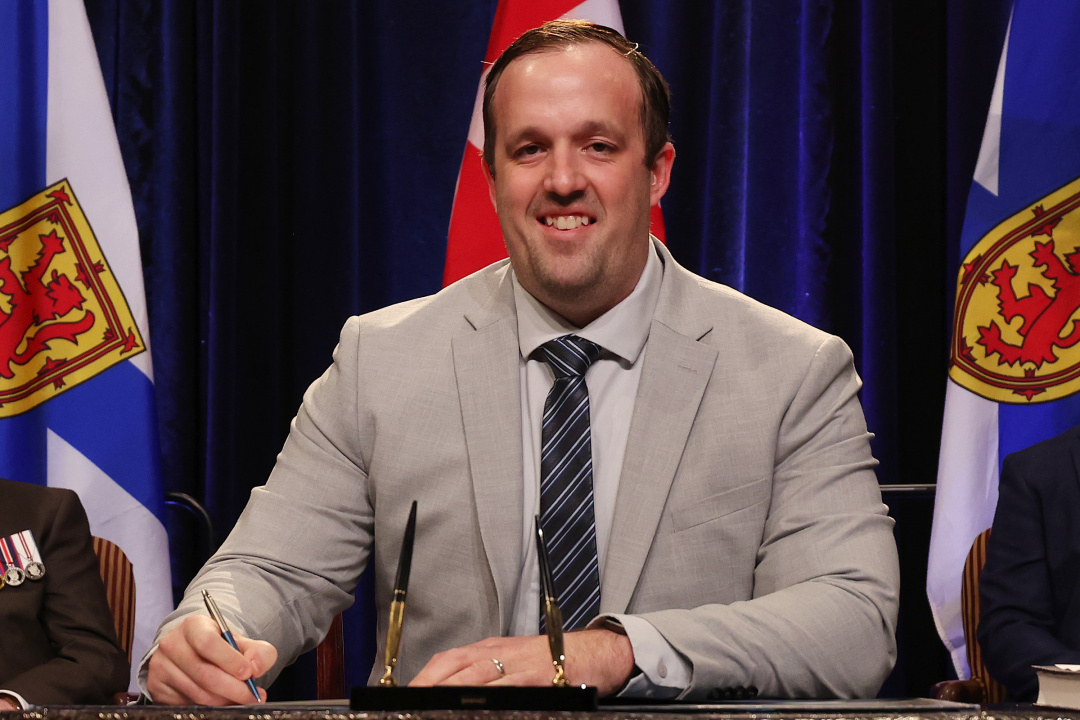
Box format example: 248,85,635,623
1001,425,1080,486
0,479,76,534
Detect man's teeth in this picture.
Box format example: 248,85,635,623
544,215,592,230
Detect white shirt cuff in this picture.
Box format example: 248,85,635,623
0,690,31,709
594,614,690,698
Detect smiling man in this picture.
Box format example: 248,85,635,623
483,37,672,328
143,21,899,704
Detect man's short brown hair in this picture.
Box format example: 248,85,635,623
482,20,671,173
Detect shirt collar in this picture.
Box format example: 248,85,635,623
512,239,664,365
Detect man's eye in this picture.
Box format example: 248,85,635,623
588,142,613,153
516,145,541,157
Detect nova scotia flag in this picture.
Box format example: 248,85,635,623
927,0,1080,678
0,0,172,689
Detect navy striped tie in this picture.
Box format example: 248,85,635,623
535,334,603,632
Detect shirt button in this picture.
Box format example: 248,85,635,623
657,660,668,679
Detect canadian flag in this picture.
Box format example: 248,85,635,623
443,0,665,287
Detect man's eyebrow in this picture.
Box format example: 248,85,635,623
503,122,626,147
577,121,623,139
504,126,546,146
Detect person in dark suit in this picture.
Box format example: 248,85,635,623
978,424,1080,701
0,478,129,707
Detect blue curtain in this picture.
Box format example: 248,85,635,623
83,0,1012,699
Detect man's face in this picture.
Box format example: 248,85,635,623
485,42,674,327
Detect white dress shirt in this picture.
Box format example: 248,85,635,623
509,243,689,697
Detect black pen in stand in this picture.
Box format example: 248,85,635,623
535,516,570,687
201,589,262,702
380,500,418,687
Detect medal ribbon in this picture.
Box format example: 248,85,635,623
15,531,42,564
0,539,14,574
1,538,22,569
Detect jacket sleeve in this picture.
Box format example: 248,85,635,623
637,336,900,699
141,316,370,688
4,489,129,704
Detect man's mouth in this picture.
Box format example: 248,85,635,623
542,215,593,230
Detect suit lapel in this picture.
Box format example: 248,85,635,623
453,273,524,632
603,248,719,613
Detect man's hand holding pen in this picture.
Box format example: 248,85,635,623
408,628,635,697
146,503,638,705
146,614,277,706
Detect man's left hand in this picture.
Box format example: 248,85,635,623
409,628,634,697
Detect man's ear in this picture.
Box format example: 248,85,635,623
648,142,676,206
483,157,497,211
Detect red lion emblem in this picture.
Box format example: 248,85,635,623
0,180,144,416
950,178,1080,403
978,238,1080,368
0,229,95,379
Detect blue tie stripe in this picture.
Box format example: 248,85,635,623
542,396,589,432
547,504,593,550
542,468,593,522
535,334,603,633
540,437,591,481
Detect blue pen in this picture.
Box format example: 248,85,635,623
202,589,262,702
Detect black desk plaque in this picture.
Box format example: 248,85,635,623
350,684,598,711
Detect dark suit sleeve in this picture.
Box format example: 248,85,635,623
3,489,129,704
978,449,1080,701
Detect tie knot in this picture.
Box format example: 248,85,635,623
535,335,603,379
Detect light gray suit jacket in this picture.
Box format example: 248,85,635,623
149,242,899,699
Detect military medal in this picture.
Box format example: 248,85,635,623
15,531,45,580
0,538,25,586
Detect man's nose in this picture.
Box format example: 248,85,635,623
543,148,587,199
